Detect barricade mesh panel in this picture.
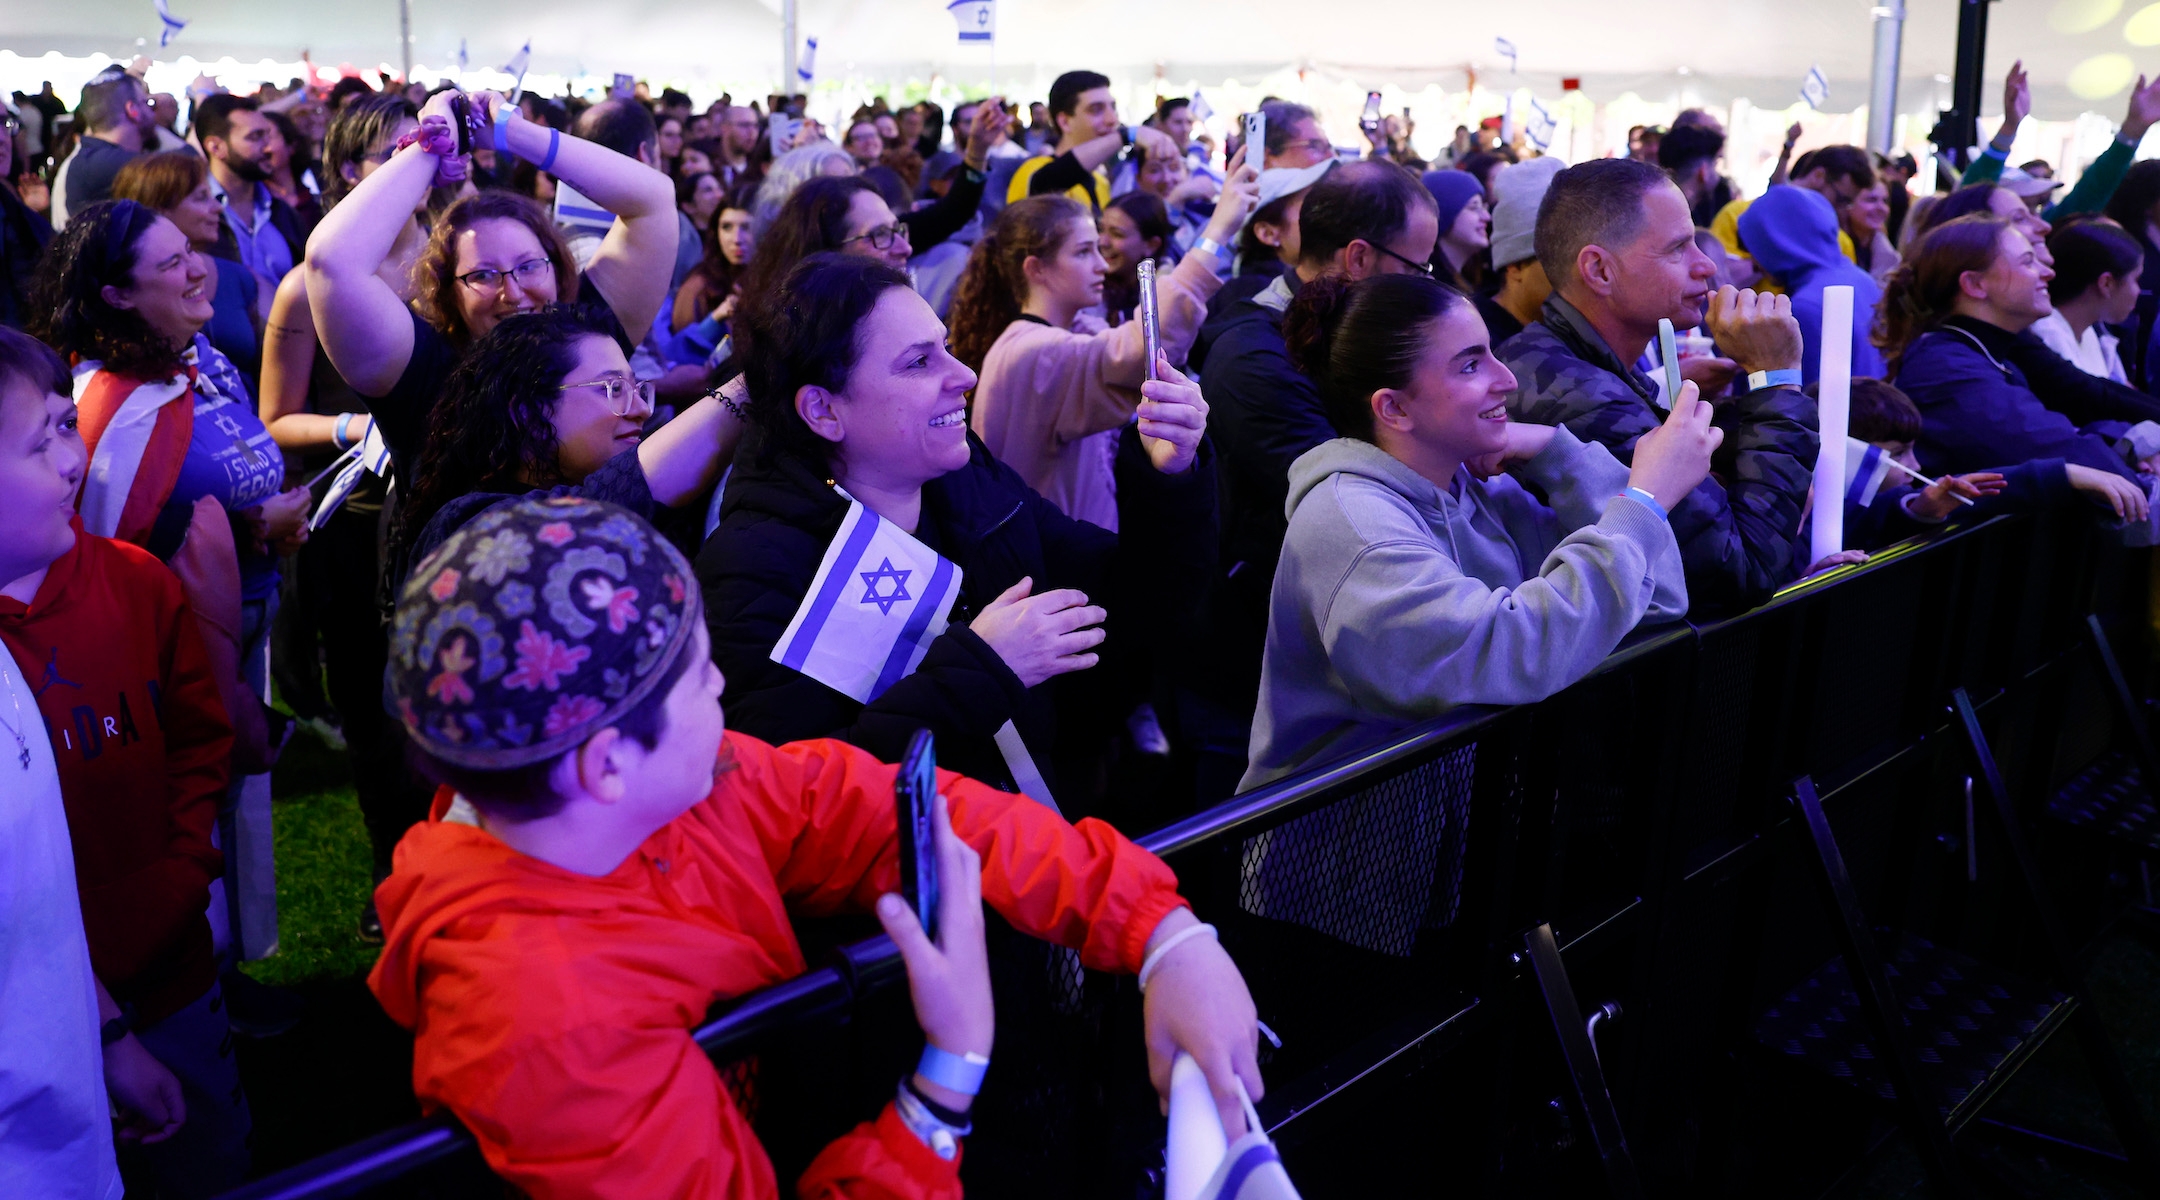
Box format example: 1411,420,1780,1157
1236,744,1477,956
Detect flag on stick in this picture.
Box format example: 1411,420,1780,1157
948,0,996,43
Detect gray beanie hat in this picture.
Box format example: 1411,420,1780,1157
1489,156,1567,269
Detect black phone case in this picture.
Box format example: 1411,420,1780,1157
896,728,940,941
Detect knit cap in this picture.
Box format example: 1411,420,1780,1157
1488,156,1565,269
387,497,698,769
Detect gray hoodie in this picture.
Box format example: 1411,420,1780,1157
1241,428,1688,789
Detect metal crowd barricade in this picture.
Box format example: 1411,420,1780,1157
218,509,2151,1199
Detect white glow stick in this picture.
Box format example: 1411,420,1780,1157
1165,1052,1229,1200
1810,286,1854,561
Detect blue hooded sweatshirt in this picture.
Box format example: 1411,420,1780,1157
1738,185,1887,385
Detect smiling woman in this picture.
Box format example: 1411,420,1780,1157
698,252,1221,818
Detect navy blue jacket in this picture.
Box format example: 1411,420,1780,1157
1843,457,2071,552
1895,317,2141,484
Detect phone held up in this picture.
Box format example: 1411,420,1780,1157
1137,259,1162,382
1242,111,1266,166
1359,91,1383,136
896,729,941,941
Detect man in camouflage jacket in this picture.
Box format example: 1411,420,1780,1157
1500,160,1818,615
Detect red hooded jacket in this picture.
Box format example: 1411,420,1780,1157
368,731,1188,1200
0,527,231,1024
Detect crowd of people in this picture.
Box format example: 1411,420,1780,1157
4,49,2160,1198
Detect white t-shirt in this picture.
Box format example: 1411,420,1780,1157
0,648,121,1200
2030,309,2127,385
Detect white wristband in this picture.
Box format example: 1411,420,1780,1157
1138,921,1217,992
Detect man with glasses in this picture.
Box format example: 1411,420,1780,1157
1500,158,1820,613
1258,101,1336,170
1008,69,1179,212
1177,160,1434,802
54,65,161,229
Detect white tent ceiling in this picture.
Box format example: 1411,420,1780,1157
0,0,2148,121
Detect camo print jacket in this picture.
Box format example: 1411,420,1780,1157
1498,294,1818,613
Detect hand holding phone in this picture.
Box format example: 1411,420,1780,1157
876,773,993,1074
1242,111,1267,166
1359,90,1383,135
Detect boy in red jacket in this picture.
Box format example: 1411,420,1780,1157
0,328,244,1194
372,497,1262,1199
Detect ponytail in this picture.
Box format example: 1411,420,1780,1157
946,195,1087,375
1282,271,1466,443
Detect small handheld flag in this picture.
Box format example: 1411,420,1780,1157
153,0,188,48
798,36,818,86
1525,95,1556,151
310,422,392,530
500,40,532,101
948,0,996,44
772,496,960,705
1842,438,1895,509
455,39,469,70
1495,37,1519,73
1800,64,1830,110
1189,89,1214,123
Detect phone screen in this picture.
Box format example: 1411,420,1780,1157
895,729,940,940
1361,91,1382,130
1137,260,1162,382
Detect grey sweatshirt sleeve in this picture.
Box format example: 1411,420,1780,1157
1508,427,1688,622
1316,475,1684,713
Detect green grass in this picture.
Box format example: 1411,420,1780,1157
238,728,380,988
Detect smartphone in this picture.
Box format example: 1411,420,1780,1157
1360,91,1383,135
610,73,635,100
1137,259,1162,382
448,93,474,156
895,728,940,941
768,114,802,159
1242,111,1266,164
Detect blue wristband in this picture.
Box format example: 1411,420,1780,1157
1745,368,1803,392
916,1044,990,1096
1621,486,1668,522
538,128,561,174
333,412,354,449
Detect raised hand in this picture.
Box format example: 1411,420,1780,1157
1627,380,1722,512
1136,356,1208,475
969,577,1106,687
1200,145,1260,246
2124,74,2160,145
2001,60,2031,137
965,96,1012,169
1909,471,2006,521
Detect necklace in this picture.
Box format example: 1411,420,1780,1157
0,670,28,771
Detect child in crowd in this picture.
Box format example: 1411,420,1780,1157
1837,376,2147,551
0,327,245,1196
371,496,1262,1199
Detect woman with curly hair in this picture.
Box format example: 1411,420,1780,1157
111,150,263,383
950,153,1254,530
304,86,678,482
387,304,744,591
1880,214,2154,505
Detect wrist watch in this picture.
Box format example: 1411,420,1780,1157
1745,368,1804,392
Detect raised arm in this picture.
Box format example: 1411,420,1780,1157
483,93,678,344
304,98,446,397
636,376,747,506
259,270,360,450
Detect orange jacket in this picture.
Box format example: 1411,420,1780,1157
368,731,1187,1200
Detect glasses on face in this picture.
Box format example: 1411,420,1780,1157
558,374,657,418
1289,136,1335,160
455,258,553,291
843,223,910,251
1371,241,1435,278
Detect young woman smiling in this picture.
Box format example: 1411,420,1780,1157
697,253,1219,817
1243,271,1712,788
952,153,1255,531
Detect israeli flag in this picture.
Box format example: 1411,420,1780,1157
1189,89,1214,123
1525,95,1556,150
772,496,961,704
500,39,532,95
1494,36,1518,72
154,0,187,47
310,421,392,531
798,36,818,86
949,0,996,43
1842,436,1896,508
455,39,469,70
1801,64,1830,110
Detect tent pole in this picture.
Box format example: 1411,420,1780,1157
1866,1,1903,156
782,0,798,100
398,0,412,84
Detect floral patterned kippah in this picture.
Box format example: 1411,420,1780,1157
388,497,698,769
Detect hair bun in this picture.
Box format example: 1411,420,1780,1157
1281,273,1355,384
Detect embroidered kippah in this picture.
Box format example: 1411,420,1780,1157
387,497,698,769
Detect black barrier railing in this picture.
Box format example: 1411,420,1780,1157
219,509,2150,1199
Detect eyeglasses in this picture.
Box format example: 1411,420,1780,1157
558,374,657,417
842,223,910,251
1370,241,1435,278
1287,136,1335,159
455,258,553,291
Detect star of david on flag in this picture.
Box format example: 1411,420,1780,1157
949,0,996,43
1800,64,1830,110
772,496,961,703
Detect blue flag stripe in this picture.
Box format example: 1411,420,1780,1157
1845,443,1883,508
779,506,880,670
869,554,956,700
1219,1141,1283,1198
